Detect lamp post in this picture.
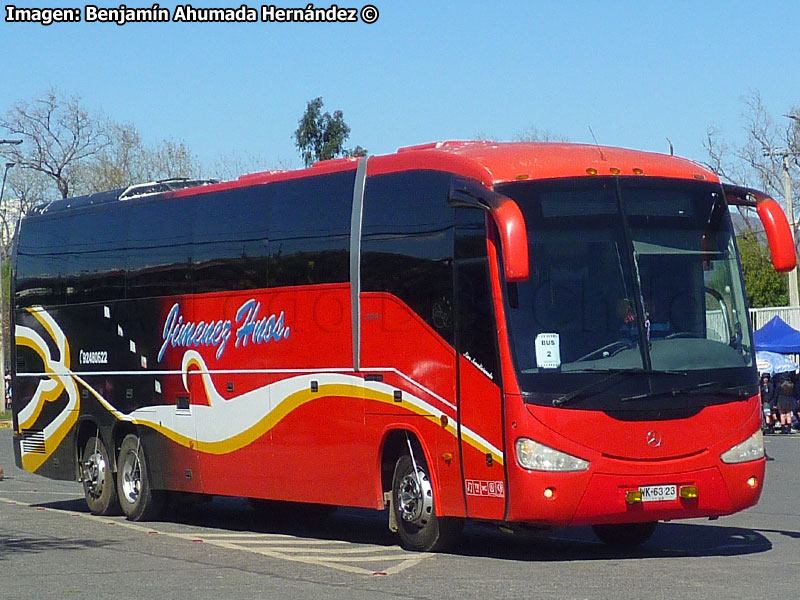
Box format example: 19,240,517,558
0,139,22,412
0,161,13,411
0,139,20,412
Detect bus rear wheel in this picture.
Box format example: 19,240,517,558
391,453,462,552
116,434,164,521
81,436,120,516
592,521,658,547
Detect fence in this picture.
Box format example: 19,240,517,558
750,306,800,331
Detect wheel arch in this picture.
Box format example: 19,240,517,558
379,426,442,512
75,416,106,477
110,421,139,471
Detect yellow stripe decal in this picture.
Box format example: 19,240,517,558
15,309,504,471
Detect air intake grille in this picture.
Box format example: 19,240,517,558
21,429,46,454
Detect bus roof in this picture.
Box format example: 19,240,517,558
30,141,718,215
233,140,717,189
413,141,717,185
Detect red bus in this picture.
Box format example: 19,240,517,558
10,141,794,551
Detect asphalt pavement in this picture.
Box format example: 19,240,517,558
1,426,799,600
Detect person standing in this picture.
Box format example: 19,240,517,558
776,374,795,434
761,373,777,434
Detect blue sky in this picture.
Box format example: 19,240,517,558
1,0,798,174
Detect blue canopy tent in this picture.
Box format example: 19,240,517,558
753,316,800,354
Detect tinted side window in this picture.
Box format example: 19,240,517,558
269,171,354,287
361,171,454,343
125,196,195,299
63,205,126,304
455,209,498,380
193,186,270,293
15,214,72,307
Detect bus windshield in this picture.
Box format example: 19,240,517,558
496,177,755,406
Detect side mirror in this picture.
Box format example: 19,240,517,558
487,196,530,281
450,179,530,281
724,184,796,272
756,198,796,272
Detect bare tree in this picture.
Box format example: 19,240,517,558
514,125,569,143
705,92,800,307
77,122,200,193
209,151,285,181
0,90,202,383
0,167,49,256
0,90,111,200
705,92,800,231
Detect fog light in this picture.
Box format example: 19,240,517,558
747,477,758,489
679,486,698,499
544,487,555,499
626,491,643,504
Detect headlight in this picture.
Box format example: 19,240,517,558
515,438,589,472
720,429,764,464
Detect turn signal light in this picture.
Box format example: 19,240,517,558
679,486,699,499
626,491,643,504
747,477,758,489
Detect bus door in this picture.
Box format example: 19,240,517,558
455,212,506,520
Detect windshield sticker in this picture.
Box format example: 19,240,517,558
535,333,561,369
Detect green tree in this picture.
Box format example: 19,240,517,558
293,97,366,167
736,234,789,307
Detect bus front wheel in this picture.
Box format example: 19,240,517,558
116,434,164,521
592,521,658,547
391,453,462,552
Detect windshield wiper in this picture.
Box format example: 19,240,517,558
620,380,756,402
552,367,687,407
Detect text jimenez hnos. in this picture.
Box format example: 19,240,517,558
4,4,370,26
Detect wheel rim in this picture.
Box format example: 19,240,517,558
83,450,107,499
120,449,142,505
396,467,433,526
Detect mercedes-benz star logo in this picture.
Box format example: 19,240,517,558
646,430,662,448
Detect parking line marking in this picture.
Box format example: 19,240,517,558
0,496,434,575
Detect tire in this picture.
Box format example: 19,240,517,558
391,453,462,552
81,435,120,516
116,434,164,521
592,521,658,547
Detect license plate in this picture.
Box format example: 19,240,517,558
639,484,677,502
